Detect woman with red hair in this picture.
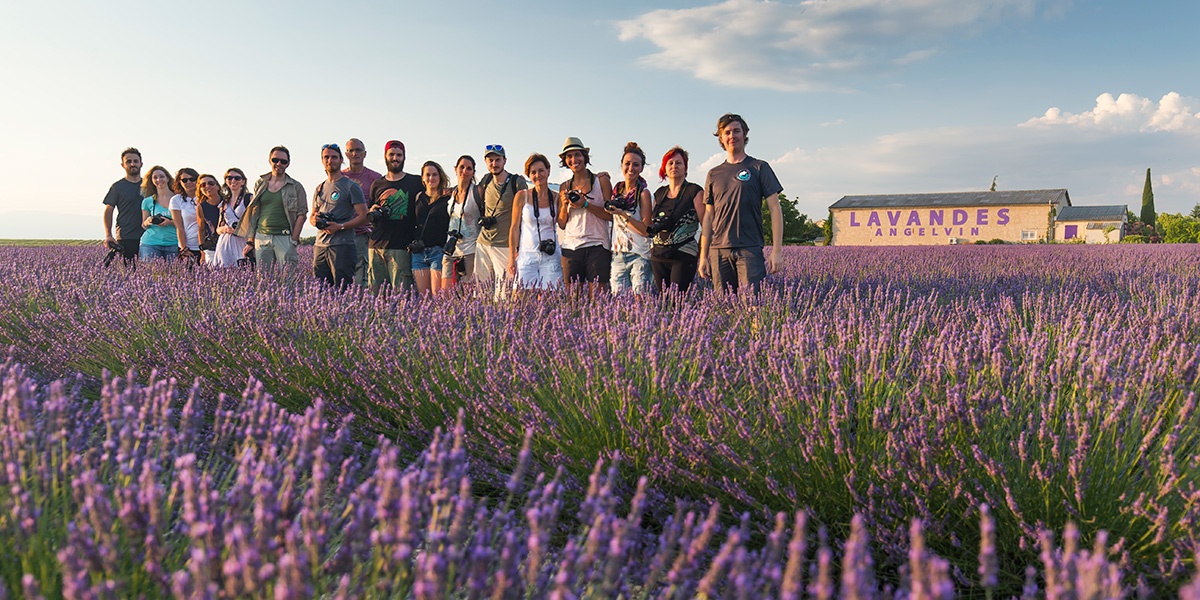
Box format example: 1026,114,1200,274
648,146,705,293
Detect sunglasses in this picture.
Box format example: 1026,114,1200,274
271,158,289,165
201,180,219,186
179,176,197,183
225,175,244,181
322,143,340,151
485,144,504,153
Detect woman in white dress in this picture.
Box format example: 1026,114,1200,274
211,168,251,268
507,154,562,289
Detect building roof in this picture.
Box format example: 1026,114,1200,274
829,189,1071,210
1055,205,1127,222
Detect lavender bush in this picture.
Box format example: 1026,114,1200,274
0,244,1197,596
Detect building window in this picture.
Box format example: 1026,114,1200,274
1064,225,1078,239
1021,230,1038,241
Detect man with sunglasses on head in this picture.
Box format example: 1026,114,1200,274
311,143,368,289
366,140,423,294
475,144,526,289
342,137,382,286
236,146,308,272
102,147,145,265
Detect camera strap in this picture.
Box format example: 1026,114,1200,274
412,192,439,244
530,187,555,249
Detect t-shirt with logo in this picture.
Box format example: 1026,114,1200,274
704,157,783,249
312,177,366,247
103,179,145,241
368,175,424,250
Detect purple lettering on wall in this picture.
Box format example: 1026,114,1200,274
971,227,980,236
874,228,883,237
977,209,988,225
944,227,953,236
850,212,861,227
867,212,881,227
997,208,1010,225
887,211,901,226
904,228,912,236
907,211,921,226
919,227,926,236
929,210,944,226
953,210,968,226
889,228,897,236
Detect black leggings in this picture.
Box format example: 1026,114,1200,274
651,254,698,293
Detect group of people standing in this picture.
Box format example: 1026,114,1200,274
102,113,784,294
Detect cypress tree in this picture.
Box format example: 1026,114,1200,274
1141,168,1156,228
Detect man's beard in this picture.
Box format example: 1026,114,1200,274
127,167,141,178
387,160,405,175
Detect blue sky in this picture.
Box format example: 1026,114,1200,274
2,0,1198,238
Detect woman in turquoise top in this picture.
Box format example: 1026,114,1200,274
139,165,179,260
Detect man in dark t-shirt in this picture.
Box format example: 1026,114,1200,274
102,147,145,264
698,113,784,293
366,140,424,294
310,144,367,289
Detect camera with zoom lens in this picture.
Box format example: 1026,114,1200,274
102,240,123,268
442,229,463,256
604,196,636,213
646,211,672,236
366,203,392,224
407,239,426,254
314,212,336,230
537,238,557,256
477,215,498,229
566,190,583,204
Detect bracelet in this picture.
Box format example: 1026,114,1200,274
583,200,589,209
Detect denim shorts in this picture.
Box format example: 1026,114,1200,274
139,244,179,261
411,246,444,271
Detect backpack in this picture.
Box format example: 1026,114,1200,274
479,172,520,212
650,183,701,260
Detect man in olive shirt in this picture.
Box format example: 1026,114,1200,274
102,147,145,265
474,144,526,289
236,146,308,271
698,113,784,293
311,143,368,288
342,137,382,286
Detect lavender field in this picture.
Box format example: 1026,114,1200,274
0,244,1198,598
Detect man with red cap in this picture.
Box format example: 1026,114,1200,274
366,140,424,293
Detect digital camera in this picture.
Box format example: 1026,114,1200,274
407,239,426,254
478,215,498,229
314,212,336,230
442,229,463,256
646,211,672,236
537,239,556,256
366,203,392,224
566,190,583,204
604,196,636,212
150,214,166,225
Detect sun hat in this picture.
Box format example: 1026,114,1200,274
559,137,589,157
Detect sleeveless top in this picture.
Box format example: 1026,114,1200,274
611,178,651,257
559,175,611,251
519,190,558,254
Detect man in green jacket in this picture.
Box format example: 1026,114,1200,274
236,146,308,271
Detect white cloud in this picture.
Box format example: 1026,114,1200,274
1021,92,1200,133
765,98,1200,218
616,0,1069,91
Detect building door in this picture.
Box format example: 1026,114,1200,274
1064,224,1078,239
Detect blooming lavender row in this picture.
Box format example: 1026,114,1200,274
0,244,1198,593
1,362,1197,598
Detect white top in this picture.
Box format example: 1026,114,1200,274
447,184,481,256
559,175,611,251
169,194,200,250
611,183,651,258
519,194,558,254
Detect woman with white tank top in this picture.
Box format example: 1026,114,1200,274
508,153,562,289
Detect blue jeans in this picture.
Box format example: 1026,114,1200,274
139,244,178,261
610,252,651,294
411,246,444,271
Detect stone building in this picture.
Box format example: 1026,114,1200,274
829,189,1070,246
1052,205,1127,243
